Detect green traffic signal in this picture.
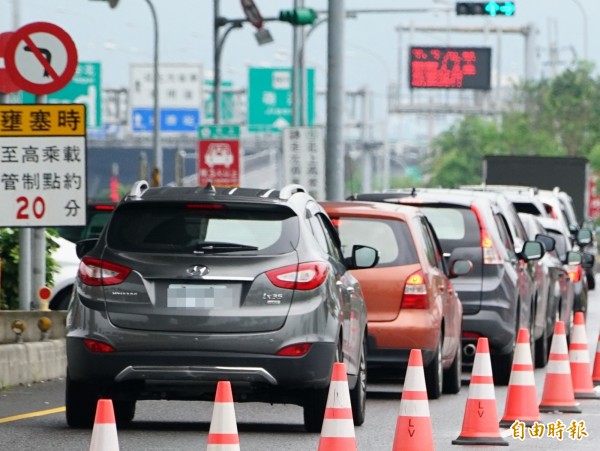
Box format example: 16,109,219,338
278,8,318,25
456,2,515,16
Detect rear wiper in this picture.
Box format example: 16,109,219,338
192,241,259,254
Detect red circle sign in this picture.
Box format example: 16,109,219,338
4,21,78,95
38,286,52,302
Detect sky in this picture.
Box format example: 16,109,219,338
1,0,599,144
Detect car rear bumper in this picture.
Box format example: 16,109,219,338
461,307,515,357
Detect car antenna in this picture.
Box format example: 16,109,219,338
204,181,216,195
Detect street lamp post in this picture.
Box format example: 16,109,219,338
570,0,588,61
91,0,161,185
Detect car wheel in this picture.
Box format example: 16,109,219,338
50,287,72,311
491,350,513,386
534,319,549,368
442,342,462,394
65,371,97,428
114,400,136,426
349,338,367,426
424,338,443,399
303,388,328,433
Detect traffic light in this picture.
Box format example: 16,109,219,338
279,8,318,26
456,2,515,16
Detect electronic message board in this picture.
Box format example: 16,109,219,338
409,46,491,90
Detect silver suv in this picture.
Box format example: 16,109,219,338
66,181,378,432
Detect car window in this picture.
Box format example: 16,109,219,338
334,217,418,267
106,202,299,254
420,206,480,252
415,217,437,268
315,213,344,262
494,214,516,257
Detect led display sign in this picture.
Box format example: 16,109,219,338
409,46,492,90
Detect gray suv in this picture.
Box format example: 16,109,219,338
66,181,378,432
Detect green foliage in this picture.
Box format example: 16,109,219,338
0,228,59,310
426,61,600,186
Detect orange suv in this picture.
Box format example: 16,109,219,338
321,201,467,398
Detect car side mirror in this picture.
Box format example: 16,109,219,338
449,259,473,278
347,245,379,269
577,228,593,246
76,238,98,259
520,240,545,261
534,233,556,252
566,250,583,266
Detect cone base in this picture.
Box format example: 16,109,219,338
452,435,509,446
539,404,582,414
499,419,536,428
574,391,600,399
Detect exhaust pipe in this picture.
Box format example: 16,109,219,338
463,343,477,357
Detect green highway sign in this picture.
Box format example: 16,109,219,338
247,67,315,133
198,124,240,140
22,62,101,128
204,79,235,123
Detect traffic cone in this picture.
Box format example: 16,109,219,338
318,362,357,451
452,337,508,446
499,328,540,427
569,312,600,399
392,349,434,451
89,399,119,451
207,381,240,451
539,321,582,413
592,335,600,386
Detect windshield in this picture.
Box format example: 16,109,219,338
106,201,299,255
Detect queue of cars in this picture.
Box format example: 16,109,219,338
57,180,596,431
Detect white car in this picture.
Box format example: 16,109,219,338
49,236,80,310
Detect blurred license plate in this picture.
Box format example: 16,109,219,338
167,284,234,308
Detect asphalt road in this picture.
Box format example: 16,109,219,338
1,278,600,450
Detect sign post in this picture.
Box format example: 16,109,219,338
198,125,241,187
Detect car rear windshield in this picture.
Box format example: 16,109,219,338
334,217,418,267
106,201,299,254
420,206,480,251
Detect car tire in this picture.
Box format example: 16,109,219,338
442,343,462,394
587,271,595,290
114,400,136,426
303,388,328,433
65,371,97,428
50,286,73,311
349,338,367,426
534,320,549,368
424,338,443,399
491,350,513,386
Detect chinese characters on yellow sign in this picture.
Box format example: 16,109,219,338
0,104,87,227
510,419,589,441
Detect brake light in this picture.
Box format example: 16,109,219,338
567,264,583,283
83,338,115,353
462,331,482,339
266,262,329,290
78,257,131,286
402,270,428,309
471,206,503,264
186,203,224,209
276,343,312,356
93,204,116,211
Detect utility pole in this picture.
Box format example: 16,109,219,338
326,0,345,200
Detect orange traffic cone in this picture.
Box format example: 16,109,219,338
569,312,600,399
499,328,540,427
318,362,356,451
392,349,434,451
89,399,119,451
539,321,582,413
207,381,240,451
592,335,600,386
452,337,508,446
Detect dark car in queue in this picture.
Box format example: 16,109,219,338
349,189,544,385
66,182,378,432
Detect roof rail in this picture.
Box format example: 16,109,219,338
126,180,149,199
279,184,306,200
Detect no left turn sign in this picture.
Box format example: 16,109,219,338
4,21,78,95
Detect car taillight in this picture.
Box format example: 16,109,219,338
471,206,503,264
567,264,583,283
83,338,115,353
78,257,131,286
402,270,428,309
266,262,329,290
276,343,312,356
462,331,482,339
